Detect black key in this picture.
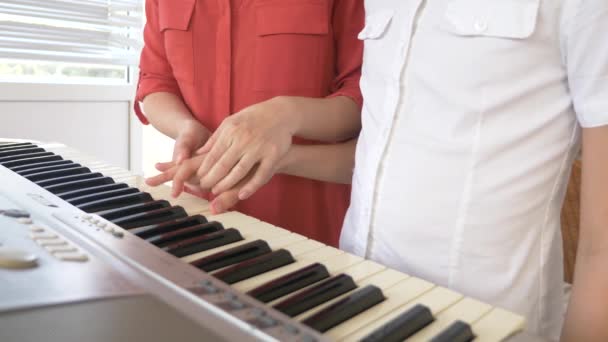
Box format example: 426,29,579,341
44,176,114,194
2,155,62,168
35,172,104,188
273,274,357,317
77,192,153,213
17,162,81,176
113,206,188,229
302,285,386,333
67,187,139,206
430,320,476,342
0,147,45,158
361,304,435,342
0,151,54,163
10,160,73,173
147,222,225,247
130,215,212,237
163,228,243,257
96,200,170,220
213,249,295,285
56,183,129,200
24,166,91,182
191,240,272,272
0,142,36,151
247,263,330,303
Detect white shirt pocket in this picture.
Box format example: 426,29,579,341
441,0,540,39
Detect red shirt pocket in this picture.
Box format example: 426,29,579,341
254,1,331,93
159,0,196,84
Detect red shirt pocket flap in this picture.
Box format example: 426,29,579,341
256,2,329,36
159,0,196,31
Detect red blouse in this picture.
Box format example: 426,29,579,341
135,0,364,247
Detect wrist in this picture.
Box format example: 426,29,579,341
271,96,302,136
277,145,299,175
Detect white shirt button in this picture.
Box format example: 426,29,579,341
474,19,488,33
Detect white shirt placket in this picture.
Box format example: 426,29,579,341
364,0,430,259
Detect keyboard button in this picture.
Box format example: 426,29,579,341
0,247,38,269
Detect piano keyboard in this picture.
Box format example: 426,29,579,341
0,140,537,342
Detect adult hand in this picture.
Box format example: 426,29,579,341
194,96,298,200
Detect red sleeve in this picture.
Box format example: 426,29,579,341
326,0,364,109
134,0,183,125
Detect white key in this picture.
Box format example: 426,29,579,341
472,307,526,342
207,211,259,227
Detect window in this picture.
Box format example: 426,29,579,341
0,0,143,84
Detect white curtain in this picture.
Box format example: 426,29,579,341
0,0,143,66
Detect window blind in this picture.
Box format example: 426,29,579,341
0,0,143,66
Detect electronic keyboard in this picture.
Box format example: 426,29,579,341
0,139,543,342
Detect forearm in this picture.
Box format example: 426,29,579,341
275,96,361,143
278,138,357,184
562,126,608,341
142,92,205,139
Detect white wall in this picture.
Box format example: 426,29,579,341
0,82,141,172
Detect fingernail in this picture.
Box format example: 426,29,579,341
238,190,250,200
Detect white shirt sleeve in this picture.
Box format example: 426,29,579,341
562,0,608,128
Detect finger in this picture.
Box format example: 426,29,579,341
196,134,232,179
211,153,258,195
238,159,277,200
210,189,240,215
199,144,246,190
155,161,175,172
195,132,218,155
184,183,209,198
145,167,177,187
171,160,200,198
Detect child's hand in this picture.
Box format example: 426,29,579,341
145,154,207,198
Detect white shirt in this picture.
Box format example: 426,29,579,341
341,0,608,340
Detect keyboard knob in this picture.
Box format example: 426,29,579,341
0,247,38,269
